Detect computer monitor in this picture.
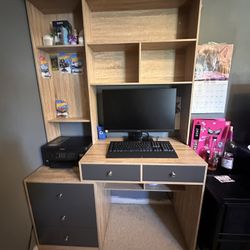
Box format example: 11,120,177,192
101,88,176,138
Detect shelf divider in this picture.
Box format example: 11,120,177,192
37,45,84,53
144,184,186,192
104,183,144,191
48,117,90,123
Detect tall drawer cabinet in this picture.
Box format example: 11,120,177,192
24,168,99,249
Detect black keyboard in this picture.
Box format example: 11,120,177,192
106,141,178,158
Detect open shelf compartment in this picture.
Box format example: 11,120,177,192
26,0,90,141
140,41,196,83
84,0,201,43
87,43,140,85
27,0,83,47
27,0,81,14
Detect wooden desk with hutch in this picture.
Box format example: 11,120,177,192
24,139,207,250
24,0,206,249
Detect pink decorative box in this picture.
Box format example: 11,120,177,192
190,119,231,158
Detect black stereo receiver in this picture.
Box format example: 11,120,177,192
41,136,92,168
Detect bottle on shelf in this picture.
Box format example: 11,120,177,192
69,29,78,45
208,150,220,171
199,136,210,162
207,136,220,171
221,126,236,171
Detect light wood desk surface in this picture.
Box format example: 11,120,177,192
79,138,206,166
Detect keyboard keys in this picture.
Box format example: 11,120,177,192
106,141,178,158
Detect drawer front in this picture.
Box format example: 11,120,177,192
37,227,98,247
27,183,97,228
221,203,250,234
81,164,140,181
217,241,250,250
143,165,205,183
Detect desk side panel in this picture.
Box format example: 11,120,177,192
173,184,205,250
94,183,111,250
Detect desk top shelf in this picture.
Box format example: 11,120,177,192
24,166,81,183
79,138,206,166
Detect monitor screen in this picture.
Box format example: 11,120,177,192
102,88,176,132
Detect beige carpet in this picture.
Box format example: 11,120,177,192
103,204,186,250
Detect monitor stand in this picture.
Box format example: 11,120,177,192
125,132,153,142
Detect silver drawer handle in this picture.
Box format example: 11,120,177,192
57,193,63,199
60,215,66,221
64,235,69,242
169,171,176,178
107,170,113,177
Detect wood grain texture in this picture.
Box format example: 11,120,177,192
88,86,98,143
185,0,201,39
141,42,196,83
89,9,179,43
138,42,142,82
27,0,81,14
187,0,202,144
79,138,206,166
24,166,82,183
37,45,84,53
88,43,139,52
26,1,60,141
52,70,90,120
144,184,186,192
176,84,192,144
24,181,40,245
141,49,185,83
82,1,98,142
38,246,98,250
173,184,205,250
25,2,204,250
86,0,186,12
104,183,144,191
88,43,139,84
90,81,192,86
141,40,196,50
184,45,196,82
26,0,90,141
82,0,201,143
48,117,90,123
94,183,111,250
82,0,92,44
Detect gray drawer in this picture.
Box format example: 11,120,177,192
81,164,140,181
143,165,205,183
27,183,97,228
37,227,98,247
